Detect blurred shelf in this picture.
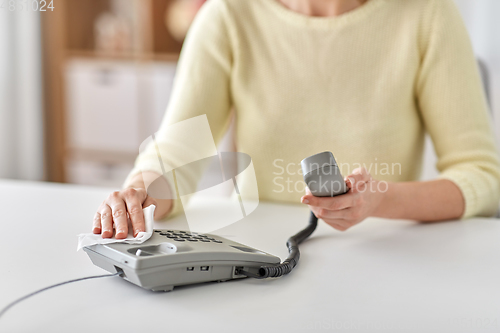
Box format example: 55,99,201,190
152,52,181,62
65,49,180,62
42,0,192,183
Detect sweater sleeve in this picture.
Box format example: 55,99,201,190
416,0,500,218
123,0,234,217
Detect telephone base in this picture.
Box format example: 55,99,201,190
151,285,174,292
84,229,281,291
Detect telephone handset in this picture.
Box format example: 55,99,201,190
84,151,346,291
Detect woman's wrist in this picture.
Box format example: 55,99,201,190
124,172,157,190
124,180,145,190
371,180,465,221
372,181,397,218
124,172,174,220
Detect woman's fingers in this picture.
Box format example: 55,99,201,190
92,212,101,234
323,220,351,231
311,206,349,220
122,188,146,237
346,168,371,192
311,208,351,230
100,204,114,238
300,168,376,233
142,195,157,208
310,205,358,231
301,191,354,210
108,192,129,239
142,196,158,218
93,187,159,238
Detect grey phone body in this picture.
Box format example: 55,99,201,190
301,151,347,197
84,230,280,291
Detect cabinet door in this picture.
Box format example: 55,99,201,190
139,62,177,137
65,59,140,153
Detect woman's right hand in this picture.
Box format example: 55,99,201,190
93,188,157,239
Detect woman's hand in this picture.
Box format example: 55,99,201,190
300,168,385,231
93,188,157,239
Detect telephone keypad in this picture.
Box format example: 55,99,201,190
154,230,223,244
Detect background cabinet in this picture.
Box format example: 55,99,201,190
64,59,177,186
66,60,142,153
42,0,202,185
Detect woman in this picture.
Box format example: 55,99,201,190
92,0,500,238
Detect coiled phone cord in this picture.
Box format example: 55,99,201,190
236,211,318,279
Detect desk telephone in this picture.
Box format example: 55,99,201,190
84,152,347,291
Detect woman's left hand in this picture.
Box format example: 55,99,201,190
300,168,386,231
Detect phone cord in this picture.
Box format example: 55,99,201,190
0,272,123,319
236,211,318,279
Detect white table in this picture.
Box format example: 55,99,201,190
1,179,499,333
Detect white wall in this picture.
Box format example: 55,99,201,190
455,0,500,132
0,10,44,181
0,10,16,177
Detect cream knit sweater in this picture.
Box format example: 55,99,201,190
125,0,500,218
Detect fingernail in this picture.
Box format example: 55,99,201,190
301,197,309,204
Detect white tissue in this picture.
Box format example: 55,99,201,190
77,205,156,251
